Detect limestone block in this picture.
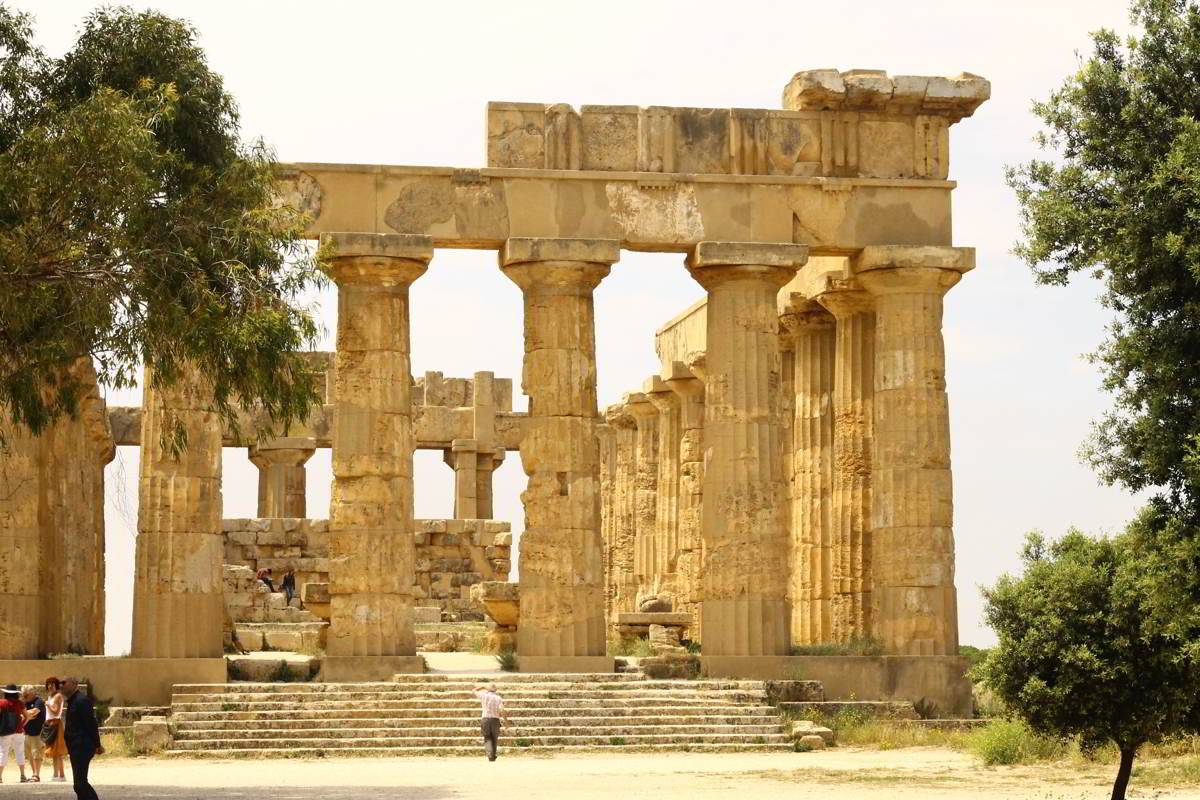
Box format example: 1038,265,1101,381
264,629,302,651
493,532,513,547
472,581,519,628
413,606,442,625
798,733,827,751
131,717,172,754
303,583,330,604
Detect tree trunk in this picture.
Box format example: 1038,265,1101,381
1111,747,1136,800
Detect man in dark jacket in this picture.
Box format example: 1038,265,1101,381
61,678,102,800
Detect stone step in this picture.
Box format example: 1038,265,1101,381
172,716,777,732
174,677,768,690
173,688,767,703
168,731,792,750
171,707,779,723
172,697,767,715
165,742,793,757
173,722,784,740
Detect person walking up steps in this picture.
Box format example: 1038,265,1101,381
62,677,102,800
474,683,511,762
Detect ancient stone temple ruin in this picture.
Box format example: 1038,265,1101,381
0,68,987,715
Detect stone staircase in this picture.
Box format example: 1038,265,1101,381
164,673,793,756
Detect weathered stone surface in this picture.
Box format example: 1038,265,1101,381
502,238,616,659
131,716,172,754
686,242,807,657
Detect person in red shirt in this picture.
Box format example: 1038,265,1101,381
0,684,34,784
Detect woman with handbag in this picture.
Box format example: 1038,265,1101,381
41,678,67,783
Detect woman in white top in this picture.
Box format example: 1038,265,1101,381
42,678,66,783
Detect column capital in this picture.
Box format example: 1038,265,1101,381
816,279,874,317
664,361,704,401
624,392,658,423
854,246,974,296
686,241,808,291
644,376,680,413
248,438,317,468
322,232,433,287
779,297,835,335
500,237,618,293
605,404,636,430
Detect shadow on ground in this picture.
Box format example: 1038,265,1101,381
16,786,459,799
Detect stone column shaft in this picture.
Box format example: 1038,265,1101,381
249,437,315,518
325,232,431,659
666,366,705,638
858,246,974,656
132,365,224,659
686,241,807,657
624,393,659,592
0,422,45,659
780,301,836,645
502,237,619,658
604,406,639,619
646,379,681,590
818,286,875,640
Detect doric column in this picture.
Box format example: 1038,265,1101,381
686,241,807,657
779,299,836,645
132,365,224,658
856,245,974,656
624,392,659,598
603,405,638,619
445,439,480,519
324,232,431,662
665,362,705,638
818,283,875,640
501,237,619,659
248,437,315,518
0,422,44,659
645,377,681,600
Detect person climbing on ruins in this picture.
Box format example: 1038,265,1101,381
281,566,298,606
256,566,275,592
62,677,102,800
0,684,33,784
474,683,511,762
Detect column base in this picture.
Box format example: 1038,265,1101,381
320,655,426,682
700,655,972,718
517,656,616,674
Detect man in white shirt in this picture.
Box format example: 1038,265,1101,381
473,683,511,761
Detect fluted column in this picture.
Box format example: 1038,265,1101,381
665,363,705,638
686,241,807,657
857,245,974,656
779,300,836,645
818,284,875,640
603,405,639,619
249,437,315,518
645,378,681,601
624,393,659,599
132,365,224,658
501,237,619,658
0,421,44,658
325,232,431,661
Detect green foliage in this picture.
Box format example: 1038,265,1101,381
495,649,518,672
1009,0,1200,513
978,530,1200,798
608,636,654,658
789,637,884,657
958,645,991,670
0,4,326,437
966,719,1067,765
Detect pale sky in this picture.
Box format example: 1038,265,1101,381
25,0,1143,654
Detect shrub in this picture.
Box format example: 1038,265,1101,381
789,637,883,657
967,719,1067,765
495,649,518,672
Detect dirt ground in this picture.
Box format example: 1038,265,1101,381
6,748,1198,799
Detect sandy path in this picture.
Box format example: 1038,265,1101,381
9,748,1197,799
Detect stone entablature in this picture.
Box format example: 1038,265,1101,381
487,70,987,179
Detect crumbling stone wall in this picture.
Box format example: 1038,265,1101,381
221,517,512,620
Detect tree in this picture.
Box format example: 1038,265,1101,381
0,4,326,440
1009,0,1200,515
978,530,1199,800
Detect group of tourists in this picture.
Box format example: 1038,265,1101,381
256,566,299,605
0,677,102,798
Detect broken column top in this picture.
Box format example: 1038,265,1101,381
782,69,990,121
